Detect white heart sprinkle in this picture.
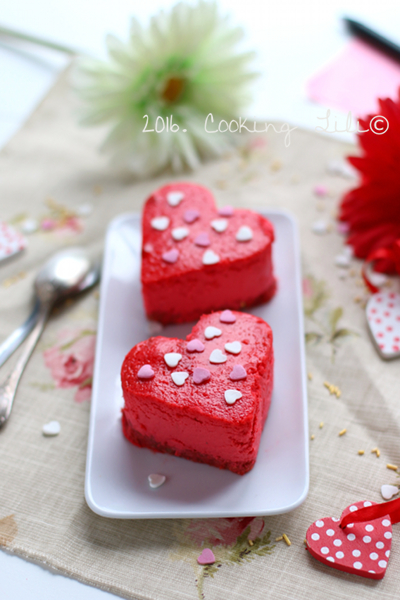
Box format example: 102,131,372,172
148,473,166,488
224,341,242,355
209,349,227,364
211,219,228,233
42,421,60,436
164,352,182,367
171,371,189,386
312,220,328,234
334,254,351,268
77,203,93,216
202,250,220,265
327,159,357,179
204,326,222,340
236,226,253,242
381,484,399,500
151,216,170,231
21,218,39,233
172,227,189,241
343,245,353,258
167,191,184,207
224,389,242,405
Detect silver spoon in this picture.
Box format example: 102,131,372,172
0,254,99,369
0,248,100,428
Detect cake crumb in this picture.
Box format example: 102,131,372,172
358,450,365,455
216,179,228,190
323,381,341,398
283,534,291,546
308,372,313,381
319,422,324,429
338,428,347,436
275,536,283,542
2,271,27,288
387,464,398,472
270,159,282,172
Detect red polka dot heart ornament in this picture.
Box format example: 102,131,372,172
306,497,400,579
366,292,400,360
140,182,276,324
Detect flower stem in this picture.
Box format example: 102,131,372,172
0,24,80,55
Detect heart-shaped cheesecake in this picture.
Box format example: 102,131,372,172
306,501,392,579
366,292,400,359
141,183,276,324
121,310,273,475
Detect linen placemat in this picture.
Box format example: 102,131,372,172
1,67,400,600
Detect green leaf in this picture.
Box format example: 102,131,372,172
305,332,322,344
79,377,92,388
304,277,329,317
329,307,343,334
59,329,96,351
332,328,357,341
203,563,220,579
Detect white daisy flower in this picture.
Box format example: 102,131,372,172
75,1,257,177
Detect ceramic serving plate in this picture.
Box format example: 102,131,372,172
85,210,309,518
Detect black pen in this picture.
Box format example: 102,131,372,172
344,17,400,62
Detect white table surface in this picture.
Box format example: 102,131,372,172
1,0,399,598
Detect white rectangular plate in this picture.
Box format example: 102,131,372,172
86,210,309,519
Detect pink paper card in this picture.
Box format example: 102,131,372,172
307,38,400,118
0,221,27,263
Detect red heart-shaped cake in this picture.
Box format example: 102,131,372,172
141,183,276,324
121,310,273,475
306,501,392,579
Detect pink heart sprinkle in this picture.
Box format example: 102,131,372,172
194,232,210,247
218,205,234,217
187,339,205,353
162,249,179,264
184,209,200,224
197,548,215,565
313,184,328,197
337,222,350,234
229,365,247,381
193,367,211,384
137,365,154,379
220,310,236,324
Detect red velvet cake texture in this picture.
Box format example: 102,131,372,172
121,310,274,475
141,183,276,324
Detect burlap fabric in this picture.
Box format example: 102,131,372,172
0,68,399,600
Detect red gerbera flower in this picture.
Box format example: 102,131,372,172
339,94,400,274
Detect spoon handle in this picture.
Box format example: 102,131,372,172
0,304,50,428
0,300,41,368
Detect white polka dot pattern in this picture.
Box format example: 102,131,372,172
306,501,392,580
366,292,400,359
